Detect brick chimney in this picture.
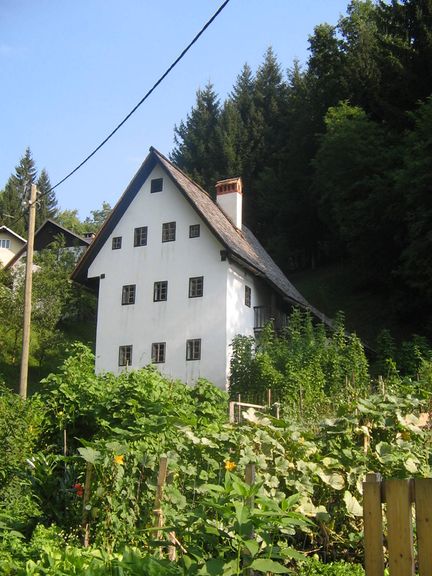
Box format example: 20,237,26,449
215,177,243,230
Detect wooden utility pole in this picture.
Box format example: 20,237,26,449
19,183,37,399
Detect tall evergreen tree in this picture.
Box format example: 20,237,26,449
171,83,225,193
0,148,37,237
36,168,58,228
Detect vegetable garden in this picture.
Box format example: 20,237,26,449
1,315,432,575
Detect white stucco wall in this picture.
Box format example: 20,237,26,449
88,165,230,388
225,263,270,381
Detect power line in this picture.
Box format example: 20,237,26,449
48,0,231,195
2,0,231,229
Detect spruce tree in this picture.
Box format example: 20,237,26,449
0,148,37,237
171,83,225,193
36,168,58,228
0,149,57,237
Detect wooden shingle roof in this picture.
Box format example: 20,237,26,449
72,147,325,319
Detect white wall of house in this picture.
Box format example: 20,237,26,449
88,165,231,388
0,231,25,267
225,263,270,379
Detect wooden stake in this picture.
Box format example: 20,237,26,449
82,462,93,547
154,456,168,540
19,183,37,399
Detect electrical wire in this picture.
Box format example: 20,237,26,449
49,0,231,194
2,0,231,228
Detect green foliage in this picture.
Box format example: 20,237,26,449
169,2,432,333
0,385,45,533
230,310,369,420
296,558,364,576
2,341,432,572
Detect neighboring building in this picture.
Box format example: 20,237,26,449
5,219,92,270
72,147,324,389
0,226,26,268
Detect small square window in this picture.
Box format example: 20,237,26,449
151,178,163,193
112,236,122,250
245,285,251,307
153,281,168,302
134,226,148,247
186,339,201,361
119,345,133,366
0,239,11,249
162,222,176,242
152,342,166,363
189,276,204,298
189,224,200,238
122,284,136,305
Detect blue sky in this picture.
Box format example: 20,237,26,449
1,0,349,220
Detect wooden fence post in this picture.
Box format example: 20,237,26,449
414,478,432,576
363,472,384,576
229,401,235,423
385,479,414,576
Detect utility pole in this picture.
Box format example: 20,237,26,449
19,183,37,399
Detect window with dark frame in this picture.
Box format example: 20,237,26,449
112,236,122,250
189,224,200,238
162,221,176,242
189,276,204,298
186,339,201,361
119,345,133,366
153,281,168,302
122,284,136,305
245,285,251,307
151,342,166,363
134,226,148,247
151,178,163,193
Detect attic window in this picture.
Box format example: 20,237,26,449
0,239,11,249
151,178,163,193
162,222,176,242
245,285,251,307
189,224,200,238
112,236,122,250
134,226,148,247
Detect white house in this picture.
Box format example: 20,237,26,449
0,226,26,268
5,218,92,271
72,147,322,389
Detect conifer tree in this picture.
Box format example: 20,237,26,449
36,168,58,228
171,83,225,193
0,148,37,237
0,149,57,237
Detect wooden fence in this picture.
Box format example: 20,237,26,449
363,472,432,576
229,390,280,423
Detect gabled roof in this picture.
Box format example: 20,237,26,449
0,225,27,245
5,219,91,269
72,147,325,318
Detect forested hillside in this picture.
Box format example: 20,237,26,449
171,0,432,338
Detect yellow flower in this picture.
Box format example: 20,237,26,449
114,454,124,465
224,460,236,471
